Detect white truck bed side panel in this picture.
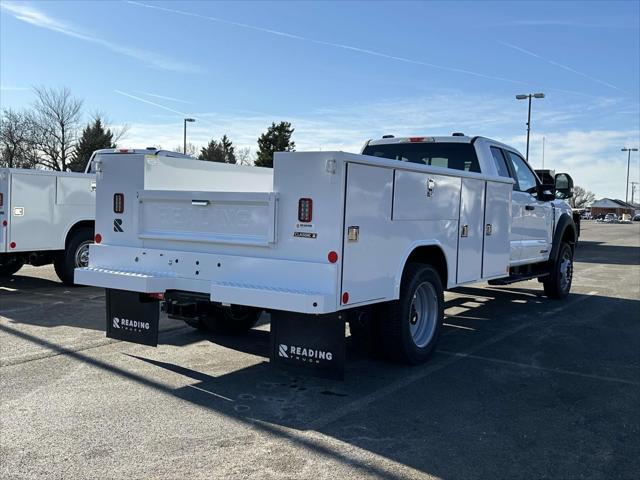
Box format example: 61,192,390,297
9,173,57,251
482,181,512,278
457,178,485,284
0,170,7,253
393,171,461,221
342,163,394,305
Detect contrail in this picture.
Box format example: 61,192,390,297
500,41,626,93
126,1,527,86
137,91,194,104
114,90,190,116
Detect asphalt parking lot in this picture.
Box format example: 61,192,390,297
1,222,639,480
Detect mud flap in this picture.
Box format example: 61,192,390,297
106,289,160,346
270,310,346,380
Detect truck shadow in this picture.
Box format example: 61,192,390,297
2,286,639,479
574,241,640,265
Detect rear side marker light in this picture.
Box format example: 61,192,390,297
94,233,102,244
10,241,16,249
328,251,338,263
113,193,124,213
298,198,313,222
2,220,6,227
342,292,349,304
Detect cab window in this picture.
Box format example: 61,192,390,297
362,142,480,173
490,147,511,178
505,151,537,192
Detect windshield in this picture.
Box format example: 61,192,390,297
362,142,481,173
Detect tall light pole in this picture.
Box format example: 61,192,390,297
183,118,195,154
516,93,544,162
622,147,638,202
631,182,639,204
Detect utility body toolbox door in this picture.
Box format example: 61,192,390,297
9,173,57,252
341,163,394,305
482,181,511,278
0,171,8,253
456,178,485,284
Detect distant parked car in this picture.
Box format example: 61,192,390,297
604,213,618,223
633,214,640,221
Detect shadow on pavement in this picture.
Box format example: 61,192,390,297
3,285,639,479
575,241,640,265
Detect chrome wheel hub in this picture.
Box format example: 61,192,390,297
409,282,438,348
75,241,91,268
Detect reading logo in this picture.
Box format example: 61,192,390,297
112,317,150,331
278,343,333,364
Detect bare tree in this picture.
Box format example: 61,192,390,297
32,86,83,171
236,147,253,165
570,185,596,209
172,143,197,156
0,109,38,168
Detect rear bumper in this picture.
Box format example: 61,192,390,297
75,244,339,314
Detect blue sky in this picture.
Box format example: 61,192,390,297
1,0,639,199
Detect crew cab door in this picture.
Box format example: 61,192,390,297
504,151,553,264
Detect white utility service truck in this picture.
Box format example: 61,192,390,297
0,168,96,285
75,135,576,378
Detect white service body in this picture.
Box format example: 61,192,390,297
76,136,574,315
0,168,95,254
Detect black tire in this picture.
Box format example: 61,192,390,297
543,242,574,300
380,263,444,364
201,305,261,335
0,257,24,277
54,227,93,286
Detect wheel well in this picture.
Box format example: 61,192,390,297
65,221,95,247
562,225,577,251
405,245,448,287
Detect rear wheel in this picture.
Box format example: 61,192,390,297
543,242,574,299
54,227,93,286
380,263,444,364
201,305,261,335
0,257,24,277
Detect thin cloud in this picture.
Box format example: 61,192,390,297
137,91,193,104
502,20,639,29
500,41,626,93
0,2,200,73
114,90,190,116
0,85,29,91
126,1,526,86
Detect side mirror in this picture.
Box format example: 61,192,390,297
555,173,574,199
536,183,556,202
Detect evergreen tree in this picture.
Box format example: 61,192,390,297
255,122,295,168
70,117,114,172
198,134,236,164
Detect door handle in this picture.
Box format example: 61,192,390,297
525,205,535,211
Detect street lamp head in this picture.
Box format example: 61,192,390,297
533,93,545,99
185,118,196,123
515,94,528,100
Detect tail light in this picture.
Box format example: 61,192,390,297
0,192,3,207
298,198,313,222
94,233,102,244
113,193,124,213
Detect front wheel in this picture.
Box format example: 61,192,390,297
543,242,574,299
380,263,444,364
54,227,93,286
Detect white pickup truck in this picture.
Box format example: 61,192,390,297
0,167,96,284
76,135,576,376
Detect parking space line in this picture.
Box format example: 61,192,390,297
308,290,598,431
436,350,639,386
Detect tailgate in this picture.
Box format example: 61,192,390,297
138,190,277,247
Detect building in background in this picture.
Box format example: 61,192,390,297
590,199,637,219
